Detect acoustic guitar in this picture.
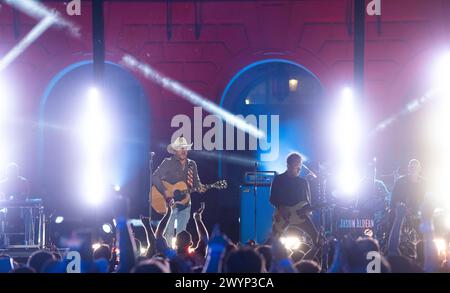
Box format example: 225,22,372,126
150,180,227,215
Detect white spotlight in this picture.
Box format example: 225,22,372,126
433,238,447,258
88,87,100,102
84,165,105,206
341,86,354,101
280,236,301,250
288,79,299,92
428,53,450,211
332,86,363,196
434,52,450,95
79,87,110,206
171,237,177,249
140,247,147,256
113,185,121,192
102,223,112,234
92,243,101,251
122,55,265,139
0,79,8,120
445,214,450,230
337,169,361,195
54,216,64,224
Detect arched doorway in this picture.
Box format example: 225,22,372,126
38,61,150,221
218,59,325,241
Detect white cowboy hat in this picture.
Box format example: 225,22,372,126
167,136,193,154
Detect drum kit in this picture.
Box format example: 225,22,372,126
302,163,398,246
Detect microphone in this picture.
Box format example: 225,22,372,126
149,152,155,172
303,164,317,178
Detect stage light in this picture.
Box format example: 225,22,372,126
245,98,251,105
171,237,177,249
81,87,109,151
79,87,110,206
433,52,450,95
0,1,80,72
83,165,106,206
0,77,11,167
102,223,112,234
92,243,101,251
113,185,121,192
445,214,450,230
341,86,354,100
54,216,64,224
88,87,100,101
0,16,55,72
427,53,450,212
288,79,299,92
0,79,8,121
280,236,301,250
122,55,265,139
332,87,363,196
140,247,147,256
2,0,80,37
337,169,361,196
433,238,447,258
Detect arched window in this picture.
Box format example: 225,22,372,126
38,61,150,220
216,59,325,241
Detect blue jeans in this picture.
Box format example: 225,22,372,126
163,205,191,240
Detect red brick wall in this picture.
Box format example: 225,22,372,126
1,0,449,139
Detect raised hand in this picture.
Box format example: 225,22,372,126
198,184,207,193
208,224,232,251
193,202,205,220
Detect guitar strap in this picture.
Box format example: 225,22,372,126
272,201,308,238
186,164,194,188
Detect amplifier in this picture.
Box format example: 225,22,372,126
244,171,277,186
239,184,274,244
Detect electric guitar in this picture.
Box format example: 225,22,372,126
150,180,227,215
273,201,330,232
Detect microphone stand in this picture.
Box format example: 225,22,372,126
149,151,155,220
253,161,258,242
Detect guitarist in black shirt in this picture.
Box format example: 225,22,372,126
270,153,319,245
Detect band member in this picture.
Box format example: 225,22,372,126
0,163,32,246
152,137,205,239
356,163,390,239
390,159,427,217
357,163,389,213
0,163,29,201
270,153,319,244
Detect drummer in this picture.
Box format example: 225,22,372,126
356,163,389,215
